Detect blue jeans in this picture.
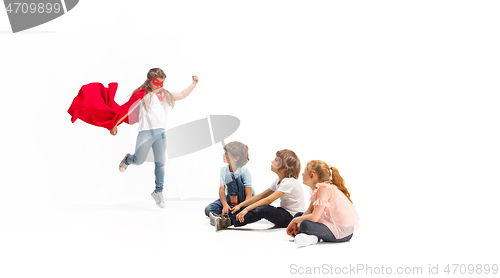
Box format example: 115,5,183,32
125,128,166,192
204,174,253,217
204,195,234,217
229,205,293,228
293,212,353,242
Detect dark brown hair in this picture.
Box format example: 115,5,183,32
223,141,249,167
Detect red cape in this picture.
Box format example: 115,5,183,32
68,82,146,130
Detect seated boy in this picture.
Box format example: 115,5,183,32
204,141,254,222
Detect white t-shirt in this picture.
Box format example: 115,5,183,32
269,177,306,216
138,92,170,131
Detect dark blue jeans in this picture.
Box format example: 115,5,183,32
229,205,293,228
294,212,353,242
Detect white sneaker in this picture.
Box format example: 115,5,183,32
119,153,131,172
209,212,220,226
151,190,165,208
215,214,232,231
294,234,319,247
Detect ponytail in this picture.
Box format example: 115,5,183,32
329,166,352,204
307,160,353,204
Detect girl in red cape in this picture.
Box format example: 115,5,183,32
68,68,199,208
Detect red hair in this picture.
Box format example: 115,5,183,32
306,160,352,203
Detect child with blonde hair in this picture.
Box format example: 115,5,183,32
69,68,198,208
287,160,359,247
116,68,199,208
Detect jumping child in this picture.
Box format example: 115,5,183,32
116,68,199,208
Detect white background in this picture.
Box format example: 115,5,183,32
1,1,499,277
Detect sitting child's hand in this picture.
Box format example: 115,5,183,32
286,222,299,237
236,209,248,223
230,204,242,214
222,204,231,214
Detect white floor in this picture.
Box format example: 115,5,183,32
2,2,500,277
1,189,499,278
0,195,495,278
0,196,361,277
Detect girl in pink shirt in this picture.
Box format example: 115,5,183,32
287,160,359,247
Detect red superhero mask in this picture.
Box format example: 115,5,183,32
151,78,164,87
